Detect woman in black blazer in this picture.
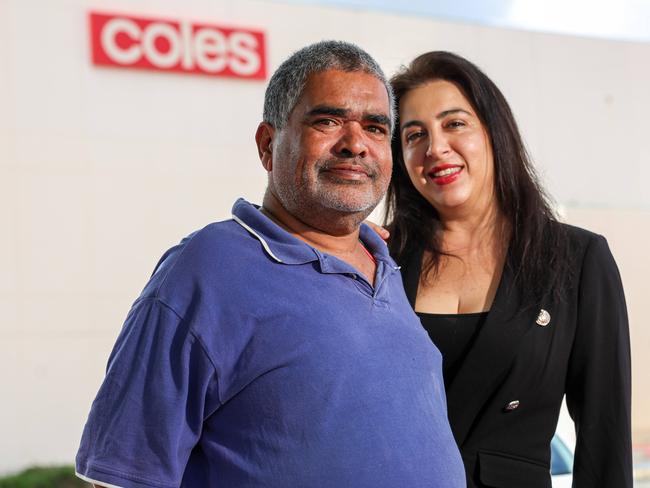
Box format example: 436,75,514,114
384,52,632,487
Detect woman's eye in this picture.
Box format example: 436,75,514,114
405,131,424,143
446,120,466,129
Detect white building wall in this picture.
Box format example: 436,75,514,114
1,0,648,474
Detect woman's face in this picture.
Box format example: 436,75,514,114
399,79,495,218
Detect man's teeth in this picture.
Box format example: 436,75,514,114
432,167,461,177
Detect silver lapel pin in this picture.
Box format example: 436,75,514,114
536,309,551,327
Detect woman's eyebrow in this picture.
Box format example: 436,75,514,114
400,108,473,132
400,119,423,132
436,108,471,119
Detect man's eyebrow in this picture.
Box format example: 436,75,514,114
305,105,349,118
364,113,391,126
305,106,390,126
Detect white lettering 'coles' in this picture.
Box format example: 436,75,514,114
90,12,267,80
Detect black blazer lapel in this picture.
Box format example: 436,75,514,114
398,247,540,446
400,246,423,309
445,262,538,446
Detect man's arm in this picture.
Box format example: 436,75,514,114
75,298,220,488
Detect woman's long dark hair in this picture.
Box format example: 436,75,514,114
385,51,572,307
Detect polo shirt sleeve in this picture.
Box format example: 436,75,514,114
76,297,221,488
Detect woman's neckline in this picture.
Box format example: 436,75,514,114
415,310,490,318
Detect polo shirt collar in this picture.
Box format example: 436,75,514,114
231,198,398,270
232,198,319,265
358,219,400,269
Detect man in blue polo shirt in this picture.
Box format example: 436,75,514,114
76,41,465,488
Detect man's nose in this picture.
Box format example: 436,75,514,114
333,122,368,158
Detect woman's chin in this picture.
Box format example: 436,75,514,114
424,192,471,215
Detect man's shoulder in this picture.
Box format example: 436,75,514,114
169,218,250,261
139,218,256,301
185,218,252,254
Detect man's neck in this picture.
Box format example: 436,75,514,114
260,192,378,285
261,192,362,256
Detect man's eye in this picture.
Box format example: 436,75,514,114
315,119,337,126
367,125,387,134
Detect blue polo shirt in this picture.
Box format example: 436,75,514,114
76,199,465,488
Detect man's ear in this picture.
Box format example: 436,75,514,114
255,122,276,172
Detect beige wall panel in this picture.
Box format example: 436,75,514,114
0,332,118,471
7,3,86,135
16,167,92,294
0,167,19,293
0,5,12,134
527,36,649,206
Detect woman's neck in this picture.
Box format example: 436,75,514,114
437,202,509,255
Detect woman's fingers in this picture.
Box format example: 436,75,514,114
364,221,390,242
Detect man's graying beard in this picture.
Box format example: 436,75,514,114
305,157,385,213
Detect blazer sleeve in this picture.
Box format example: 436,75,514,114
566,234,632,487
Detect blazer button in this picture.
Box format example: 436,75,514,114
504,400,520,412
536,309,551,326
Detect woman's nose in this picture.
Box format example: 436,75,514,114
426,132,451,159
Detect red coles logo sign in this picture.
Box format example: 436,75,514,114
89,12,267,79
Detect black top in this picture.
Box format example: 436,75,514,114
397,226,632,488
417,311,488,389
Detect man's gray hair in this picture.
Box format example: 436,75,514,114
263,40,395,132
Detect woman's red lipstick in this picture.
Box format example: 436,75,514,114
428,164,463,186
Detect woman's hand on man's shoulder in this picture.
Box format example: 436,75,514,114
364,221,390,242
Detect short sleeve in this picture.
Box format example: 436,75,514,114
76,298,220,488
566,235,632,487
